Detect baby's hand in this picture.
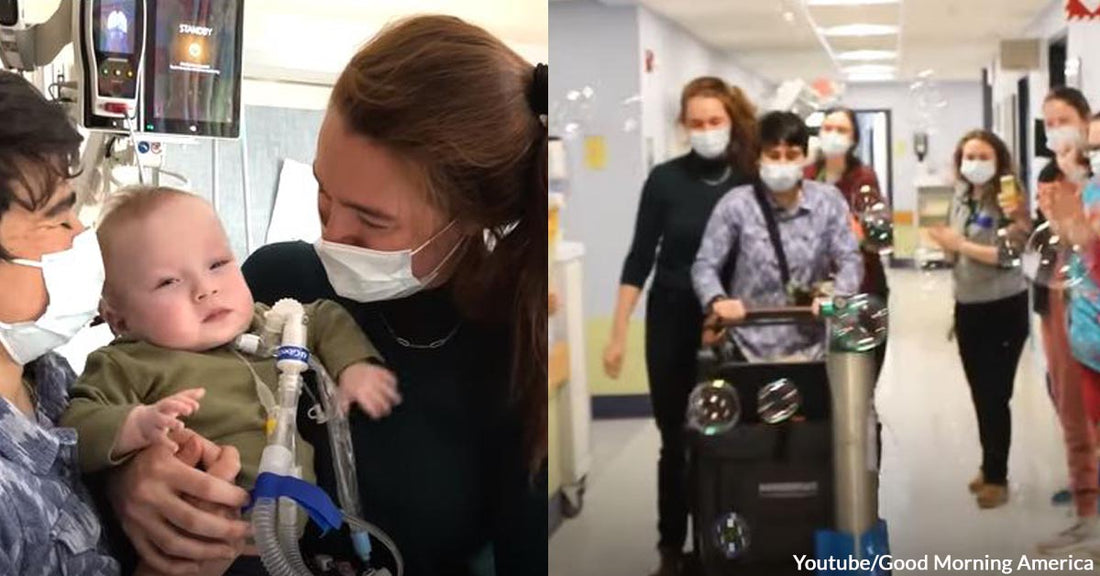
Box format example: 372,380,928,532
132,388,205,451
337,362,401,419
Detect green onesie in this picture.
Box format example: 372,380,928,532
61,299,378,490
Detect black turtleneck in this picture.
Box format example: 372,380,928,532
241,241,543,575
620,152,752,293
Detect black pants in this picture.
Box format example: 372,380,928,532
645,286,704,553
954,291,1029,485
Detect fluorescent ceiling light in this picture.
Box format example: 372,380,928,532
843,64,896,75
808,0,899,5
846,72,896,82
837,50,897,61
821,24,898,37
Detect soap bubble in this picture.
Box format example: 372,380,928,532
1020,222,1071,289
687,380,741,436
828,294,889,352
853,185,893,255
757,378,801,424
619,94,643,133
714,512,751,560
550,85,596,140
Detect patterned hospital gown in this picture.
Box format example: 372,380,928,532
0,353,119,575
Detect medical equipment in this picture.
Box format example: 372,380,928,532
2,0,250,236
236,299,403,576
142,0,244,137
74,0,146,131
0,0,19,27
2,0,243,137
691,299,891,575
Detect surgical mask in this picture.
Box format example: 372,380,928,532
315,221,465,303
819,131,852,157
960,160,996,186
690,128,730,160
1047,126,1084,153
1089,149,1100,178
0,229,105,365
760,162,803,193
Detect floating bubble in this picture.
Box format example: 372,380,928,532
826,294,889,352
619,94,643,133
996,226,1025,269
757,378,801,424
550,84,597,140
687,380,741,436
853,185,894,255
714,512,751,560
1021,222,1070,289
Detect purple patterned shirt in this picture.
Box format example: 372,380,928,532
692,180,863,361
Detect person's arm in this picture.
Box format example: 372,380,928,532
106,428,251,575
305,300,378,376
826,193,864,295
59,351,146,473
113,388,205,457
604,173,664,378
692,191,742,308
0,494,22,575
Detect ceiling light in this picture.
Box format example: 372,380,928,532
820,24,898,37
837,50,897,61
808,0,899,5
844,64,896,75
846,72,896,82
783,10,795,23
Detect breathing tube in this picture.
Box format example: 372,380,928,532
235,299,405,576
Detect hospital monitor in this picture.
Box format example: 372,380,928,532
142,0,244,138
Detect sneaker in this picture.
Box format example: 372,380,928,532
1052,489,1074,506
1037,517,1100,555
976,484,1009,509
968,472,985,494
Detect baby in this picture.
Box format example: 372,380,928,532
60,187,400,571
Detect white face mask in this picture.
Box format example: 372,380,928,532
315,221,465,303
819,131,852,158
0,229,105,365
760,161,803,193
1047,125,1084,153
960,159,996,186
689,128,730,160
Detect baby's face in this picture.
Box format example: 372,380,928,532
102,196,254,351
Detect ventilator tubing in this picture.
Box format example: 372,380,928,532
249,299,403,576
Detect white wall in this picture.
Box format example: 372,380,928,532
552,2,772,317
637,6,773,165
992,0,1100,208
841,82,984,212
550,2,645,317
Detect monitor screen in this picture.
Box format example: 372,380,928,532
95,0,137,55
143,0,244,138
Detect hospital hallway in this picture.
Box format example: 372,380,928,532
550,268,1079,576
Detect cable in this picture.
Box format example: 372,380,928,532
124,113,145,185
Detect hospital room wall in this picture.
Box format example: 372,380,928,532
987,0,1100,215
841,81,984,212
159,105,325,260
550,1,771,402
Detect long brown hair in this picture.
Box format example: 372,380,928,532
953,129,1015,205
330,16,547,469
679,76,758,176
